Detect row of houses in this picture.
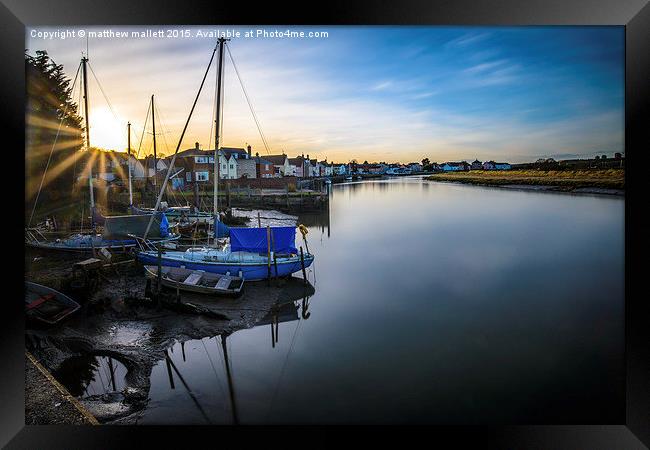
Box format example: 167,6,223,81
86,143,350,188
436,160,512,172
85,146,513,189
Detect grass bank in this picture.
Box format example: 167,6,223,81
425,169,624,191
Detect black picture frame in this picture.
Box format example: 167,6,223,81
2,0,648,447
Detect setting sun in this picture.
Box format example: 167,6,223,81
88,106,126,151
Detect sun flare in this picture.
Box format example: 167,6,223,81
87,106,126,151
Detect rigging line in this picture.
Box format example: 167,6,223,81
200,338,228,405
208,53,217,154
135,101,152,160
266,312,303,419
86,62,121,125
225,43,271,155
143,43,219,239
72,65,84,192
28,61,82,227
153,100,172,154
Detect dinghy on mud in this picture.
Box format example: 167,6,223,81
25,282,81,325
144,265,244,296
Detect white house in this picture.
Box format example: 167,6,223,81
265,155,291,177
333,164,348,175
218,152,237,179
407,162,422,172
441,162,468,171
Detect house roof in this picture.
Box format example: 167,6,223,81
176,148,210,158
264,154,288,165
255,157,274,165
443,162,467,166
288,157,306,165
219,147,247,158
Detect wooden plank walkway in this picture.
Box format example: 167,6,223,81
25,351,99,425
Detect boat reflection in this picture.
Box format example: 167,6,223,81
156,279,316,424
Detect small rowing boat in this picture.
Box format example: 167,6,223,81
25,282,81,325
144,265,244,296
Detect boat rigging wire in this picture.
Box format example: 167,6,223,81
143,43,219,239
135,100,151,160
225,43,272,155
28,61,82,228
266,307,304,419
200,337,228,405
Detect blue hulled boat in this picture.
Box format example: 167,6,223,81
137,226,313,281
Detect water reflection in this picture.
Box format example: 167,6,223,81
140,280,316,425
53,355,127,398
140,178,624,424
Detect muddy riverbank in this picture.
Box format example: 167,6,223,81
25,254,315,424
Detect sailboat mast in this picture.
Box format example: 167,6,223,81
213,37,226,236
151,94,157,190
127,122,133,206
81,56,95,225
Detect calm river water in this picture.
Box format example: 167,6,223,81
137,177,624,424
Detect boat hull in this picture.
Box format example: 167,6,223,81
137,251,314,281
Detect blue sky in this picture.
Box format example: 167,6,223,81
27,26,624,163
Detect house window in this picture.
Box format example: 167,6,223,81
209,157,214,163
195,156,209,164
265,164,270,170
186,172,192,182
195,171,209,182
230,164,234,169
222,163,227,171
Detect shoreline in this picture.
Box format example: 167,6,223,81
424,171,624,197
426,178,624,196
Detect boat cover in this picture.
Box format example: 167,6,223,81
229,226,297,254
159,213,169,237
102,213,168,238
92,207,105,226
216,219,230,238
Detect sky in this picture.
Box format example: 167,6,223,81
26,26,624,164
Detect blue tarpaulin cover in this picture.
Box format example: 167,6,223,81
230,227,297,254
159,213,169,237
216,219,230,238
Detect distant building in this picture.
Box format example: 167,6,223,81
332,163,349,175
441,162,469,172
470,159,483,170
407,162,423,172
264,154,290,177
254,153,275,178
482,161,510,170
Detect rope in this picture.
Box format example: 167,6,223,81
28,61,82,227
225,43,271,155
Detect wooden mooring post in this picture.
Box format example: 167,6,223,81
266,226,271,285
157,245,162,295
300,246,307,284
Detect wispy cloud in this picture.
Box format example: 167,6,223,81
27,26,624,163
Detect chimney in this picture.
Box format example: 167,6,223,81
307,154,310,161
247,145,252,158
195,142,200,150
255,152,259,158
